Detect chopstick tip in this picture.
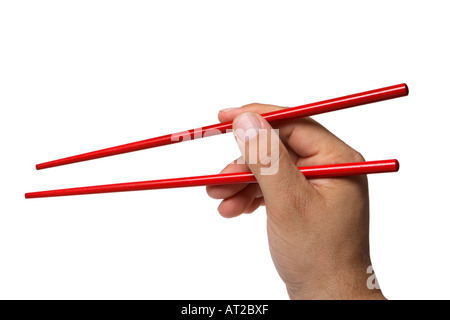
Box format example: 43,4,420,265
36,163,47,170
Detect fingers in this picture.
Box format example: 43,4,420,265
206,158,250,199
281,117,363,166
206,157,264,218
217,184,262,218
220,103,362,165
232,112,317,215
218,103,284,123
211,103,363,220
244,197,265,214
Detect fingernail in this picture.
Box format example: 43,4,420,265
220,108,237,113
234,113,261,142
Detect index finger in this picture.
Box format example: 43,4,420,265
219,103,362,164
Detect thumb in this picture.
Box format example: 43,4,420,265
232,112,312,208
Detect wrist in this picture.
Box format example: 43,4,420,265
286,267,386,300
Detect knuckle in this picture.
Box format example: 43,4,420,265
241,103,284,115
205,186,223,199
205,186,216,198
335,146,365,163
242,102,262,109
352,150,365,162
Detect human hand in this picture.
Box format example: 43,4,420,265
206,104,385,300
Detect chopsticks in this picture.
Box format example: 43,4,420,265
25,159,399,198
26,84,408,199
35,83,408,170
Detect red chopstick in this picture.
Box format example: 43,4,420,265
36,84,408,170
25,159,399,198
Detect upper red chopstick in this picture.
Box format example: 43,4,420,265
36,84,408,170
26,159,399,198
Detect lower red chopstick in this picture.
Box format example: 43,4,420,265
25,159,399,199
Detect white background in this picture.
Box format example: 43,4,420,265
0,1,449,299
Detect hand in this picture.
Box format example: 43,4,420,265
206,104,385,300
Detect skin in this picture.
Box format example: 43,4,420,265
206,103,386,300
